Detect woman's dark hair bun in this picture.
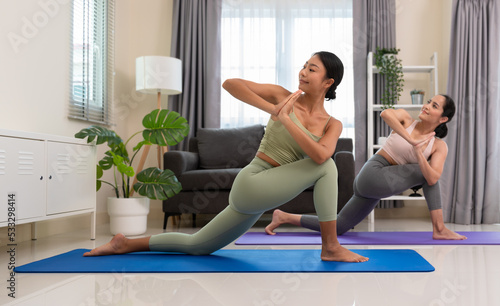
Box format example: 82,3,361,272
313,51,344,101
434,123,448,138
326,88,336,100
434,94,455,138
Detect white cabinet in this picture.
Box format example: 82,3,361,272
0,136,46,222
46,141,95,215
0,129,96,239
366,52,438,224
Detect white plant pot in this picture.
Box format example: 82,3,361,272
107,197,150,236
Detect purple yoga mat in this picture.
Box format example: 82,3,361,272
235,231,500,245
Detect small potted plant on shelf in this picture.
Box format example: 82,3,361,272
373,47,404,109
75,109,190,236
410,89,425,105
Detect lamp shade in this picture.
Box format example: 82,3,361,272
136,56,182,95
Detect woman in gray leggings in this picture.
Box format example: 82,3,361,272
266,94,467,240
84,52,368,262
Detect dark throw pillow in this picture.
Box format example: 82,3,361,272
197,124,265,169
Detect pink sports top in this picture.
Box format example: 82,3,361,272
381,120,435,165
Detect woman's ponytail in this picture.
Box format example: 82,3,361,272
313,51,343,101
434,123,448,138
434,94,455,138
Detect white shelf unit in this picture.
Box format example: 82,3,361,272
0,129,97,240
366,52,438,225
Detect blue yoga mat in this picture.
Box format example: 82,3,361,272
235,231,499,245
15,248,434,273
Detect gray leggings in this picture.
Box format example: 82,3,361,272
301,154,442,235
149,157,338,254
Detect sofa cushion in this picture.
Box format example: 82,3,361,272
197,124,265,169
179,168,240,190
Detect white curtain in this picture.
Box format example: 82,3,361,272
220,0,354,138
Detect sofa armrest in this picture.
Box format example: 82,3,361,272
333,151,355,210
163,151,199,177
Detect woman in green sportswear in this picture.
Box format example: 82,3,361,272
84,52,368,263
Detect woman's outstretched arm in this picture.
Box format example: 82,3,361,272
380,108,434,145
222,78,290,115
223,79,341,164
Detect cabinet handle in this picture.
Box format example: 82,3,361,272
40,176,43,180
49,175,52,179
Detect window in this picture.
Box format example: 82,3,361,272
220,0,354,138
69,0,114,125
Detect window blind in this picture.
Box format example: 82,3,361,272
69,0,114,125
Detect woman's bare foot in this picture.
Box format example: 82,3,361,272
265,209,288,235
433,227,467,240
321,244,369,262
430,209,466,240
83,233,129,256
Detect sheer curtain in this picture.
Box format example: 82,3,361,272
220,0,354,138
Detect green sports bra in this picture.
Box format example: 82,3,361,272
257,112,330,165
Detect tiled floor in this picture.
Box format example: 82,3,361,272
1,215,499,306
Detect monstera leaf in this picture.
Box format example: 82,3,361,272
142,109,190,146
75,125,122,146
96,165,103,191
75,111,189,199
133,167,182,200
109,151,134,177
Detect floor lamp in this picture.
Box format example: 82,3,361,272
132,56,182,195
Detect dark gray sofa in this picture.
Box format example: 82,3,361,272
162,124,355,229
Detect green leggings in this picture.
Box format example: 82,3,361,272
149,157,338,255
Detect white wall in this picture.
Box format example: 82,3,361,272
114,0,174,143
0,0,91,136
396,0,453,100
113,0,174,222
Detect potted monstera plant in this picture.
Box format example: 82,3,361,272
374,47,405,109
75,109,190,236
